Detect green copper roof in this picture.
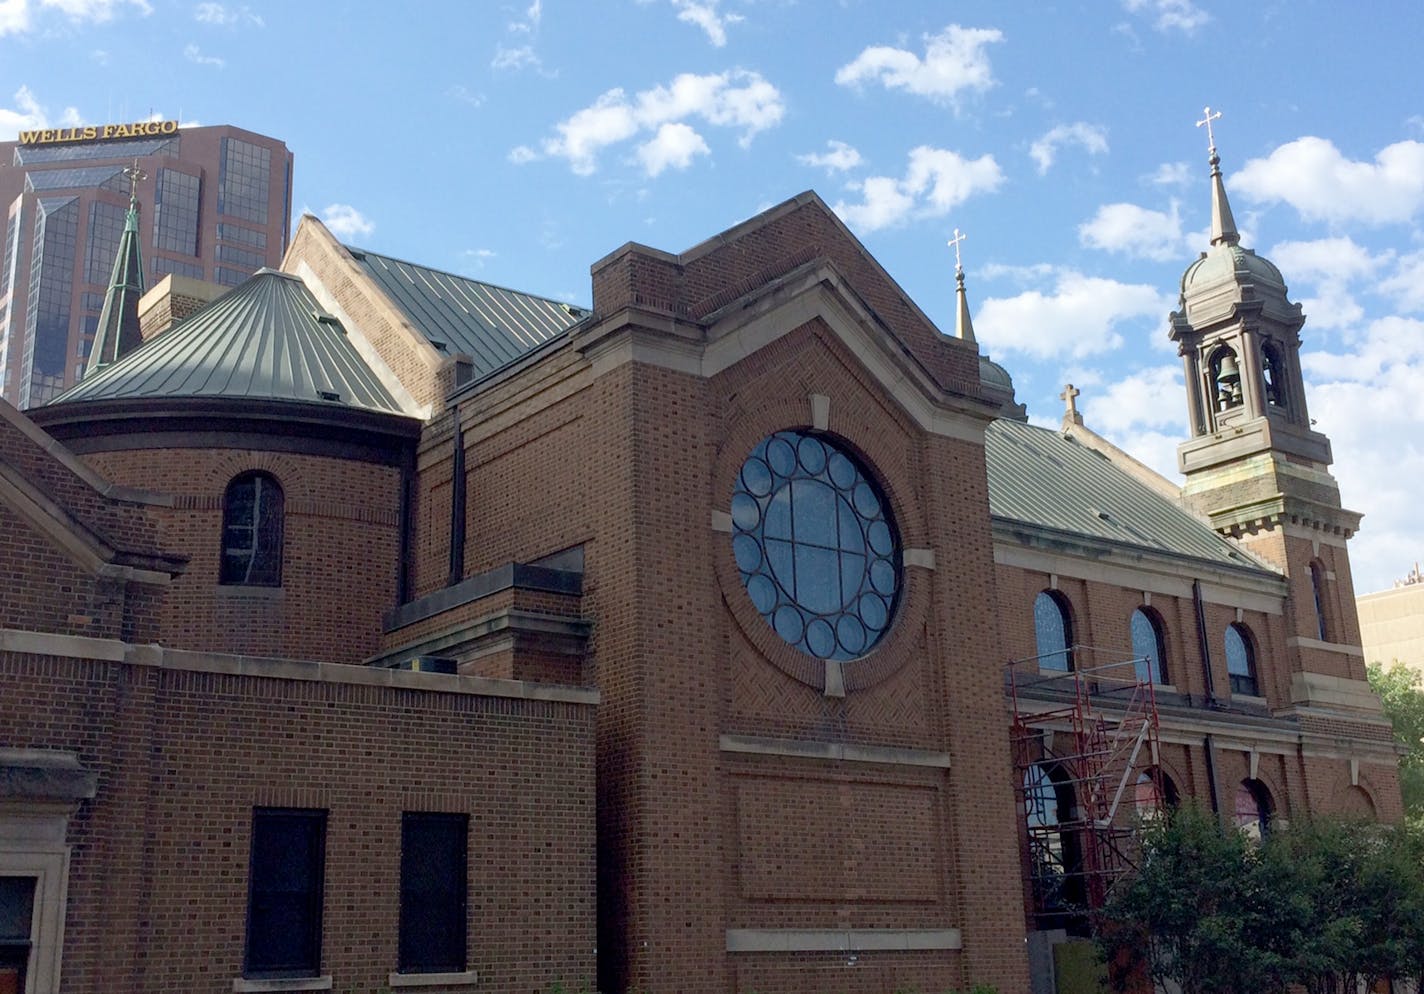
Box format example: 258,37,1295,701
985,419,1272,574
348,247,587,378
51,269,405,415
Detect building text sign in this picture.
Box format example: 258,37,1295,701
17,120,180,146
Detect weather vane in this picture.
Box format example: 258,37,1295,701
948,227,967,277
1197,106,1222,154
123,159,146,201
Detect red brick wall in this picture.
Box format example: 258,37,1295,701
81,447,401,663
0,648,596,994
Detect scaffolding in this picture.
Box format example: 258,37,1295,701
1008,646,1164,932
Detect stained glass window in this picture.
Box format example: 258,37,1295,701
221,472,283,586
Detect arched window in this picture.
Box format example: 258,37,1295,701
1261,342,1286,409
1023,763,1084,927
1310,560,1330,642
221,471,284,586
1224,623,1259,697
1034,591,1074,672
1234,779,1273,841
1130,608,1167,685
1208,345,1242,412
1134,767,1179,820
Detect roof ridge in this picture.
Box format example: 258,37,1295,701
348,245,589,313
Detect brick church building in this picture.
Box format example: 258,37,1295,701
0,142,1400,994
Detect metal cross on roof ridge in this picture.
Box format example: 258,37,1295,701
948,227,967,276
1197,106,1222,154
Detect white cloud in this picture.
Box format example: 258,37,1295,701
835,24,1003,106
1233,137,1424,226
832,145,1003,232
447,85,484,108
529,69,783,176
1079,200,1187,262
1029,122,1108,175
0,0,32,35
798,140,863,173
508,145,538,164
492,44,540,71
183,43,224,67
41,0,151,22
460,248,496,272
670,0,742,46
1267,236,1379,331
1079,364,1185,435
321,204,374,241
976,270,1170,360
636,122,710,177
194,2,261,26
0,85,81,141
1379,250,1424,313
1122,0,1209,33
1149,161,1192,187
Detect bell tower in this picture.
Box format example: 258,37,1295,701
1171,109,1366,688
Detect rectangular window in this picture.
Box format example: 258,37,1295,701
153,168,201,257
398,812,468,974
0,876,36,994
245,808,326,978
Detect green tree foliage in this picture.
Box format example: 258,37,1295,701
1099,806,1424,994
1367,660,1424,820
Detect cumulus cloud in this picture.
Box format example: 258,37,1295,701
0,0,32,34
522,69,783,176
669,0,742,47
975,269,1170,359
494,0,546,71
797,140,862,173
636,122,710,177
1233,137,1424,226
0,85,81,140
321,204,375,241
42,0,151,21
832,145,1003,232
1148,161,1192,187
1079,364,1185,435
194,2,262,26
835,24,1003,106
1029,122,1108,175
1122,0,1209,33
1079,200,1188,262
492,44,540,71
183,43,224,67
1267,236,1380,331
1379,250,1424,314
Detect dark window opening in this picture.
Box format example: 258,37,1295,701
1209,345,1242,411
1310,560,1330,642
244,808,326,978
0,876,36,994
1234,779,1273,842
399,812,469,974
221,472,284,586
1262,342,1287,409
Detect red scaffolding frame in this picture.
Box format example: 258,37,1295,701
1008,646,1164,928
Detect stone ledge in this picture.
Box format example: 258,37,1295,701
388,970,479,988
726,928,961,953
720,734,951,769
232,977,332,993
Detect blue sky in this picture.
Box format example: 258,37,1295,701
3,0,1423,595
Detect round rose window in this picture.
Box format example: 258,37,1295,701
731,430,899,660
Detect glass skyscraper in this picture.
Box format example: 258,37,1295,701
0,124,292,407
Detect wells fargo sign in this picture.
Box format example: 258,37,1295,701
17,120,180,146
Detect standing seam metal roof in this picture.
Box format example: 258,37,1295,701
49,269,405,415
348,248,586,379
985,419,1273,574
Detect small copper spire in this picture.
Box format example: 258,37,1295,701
1196,105,1239,246
948,227,976,345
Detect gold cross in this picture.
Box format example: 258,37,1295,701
947,227,967,275
123,159,147,201
1196,106,1222,153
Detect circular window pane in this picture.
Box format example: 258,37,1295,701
732,430,900,660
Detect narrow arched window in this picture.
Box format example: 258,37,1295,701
1130,608,1167,685
1225,623,1259,697
1261,342,1286,409
1023,764,1083,924
1234,779,1273,841
221,471,284,586
1310,560,1329,642
1034,591,1074,672
1134,767,1179,820
1208,345,1242,412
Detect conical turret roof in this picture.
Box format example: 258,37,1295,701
52,268,405,415
86,193,145,375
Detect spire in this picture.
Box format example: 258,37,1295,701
86,160,147,378
948,227,976,344
1196,106,1240,247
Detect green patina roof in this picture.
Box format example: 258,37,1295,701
985,419,1272,575
51,269,405,415
348,247,587,379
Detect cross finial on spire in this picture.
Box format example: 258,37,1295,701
1197,106,1222,155
948,228,967,277
123,159,146,204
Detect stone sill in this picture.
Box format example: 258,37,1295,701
389,970,479,987
232,976,332,992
